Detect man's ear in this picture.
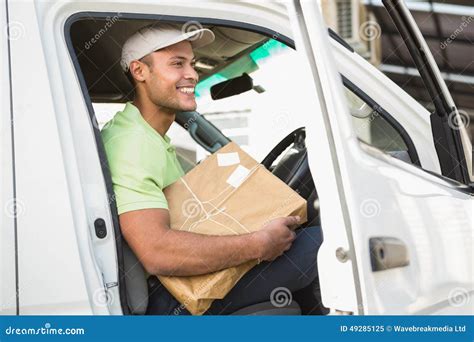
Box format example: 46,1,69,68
129,60,147,83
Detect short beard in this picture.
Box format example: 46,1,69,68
152,91,196,113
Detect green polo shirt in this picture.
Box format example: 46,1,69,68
101,102,184,215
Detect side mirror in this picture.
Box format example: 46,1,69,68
210,73,254,100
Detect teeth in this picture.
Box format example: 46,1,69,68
178,87,194,94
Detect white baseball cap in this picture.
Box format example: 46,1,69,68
120,23,215,71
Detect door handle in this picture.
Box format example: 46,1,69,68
369,237,409,272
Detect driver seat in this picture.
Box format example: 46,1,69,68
122,242,302,315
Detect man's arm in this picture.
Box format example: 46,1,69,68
119,208,299,277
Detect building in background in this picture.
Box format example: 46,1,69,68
321,0,382,66
321,0,473,140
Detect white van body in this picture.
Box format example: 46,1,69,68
1,0,472,316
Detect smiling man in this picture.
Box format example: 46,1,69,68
101,24,323,315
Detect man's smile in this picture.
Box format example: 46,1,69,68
176,86,195,95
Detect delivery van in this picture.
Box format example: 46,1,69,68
1,0,472,315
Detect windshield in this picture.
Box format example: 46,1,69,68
194,39,309,161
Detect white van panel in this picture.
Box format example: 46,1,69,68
9,0,95,314
1,0,17,316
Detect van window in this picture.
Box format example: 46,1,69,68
344,87,408,153
195,39,416,164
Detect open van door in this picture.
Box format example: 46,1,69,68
382,0,472,185
291,0,473,314
1,0,17,315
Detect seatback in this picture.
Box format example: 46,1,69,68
122,242,149,314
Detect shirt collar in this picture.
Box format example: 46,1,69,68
123,102,172,147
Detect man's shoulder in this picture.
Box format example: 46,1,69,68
101,122,167,168
102,125,143,146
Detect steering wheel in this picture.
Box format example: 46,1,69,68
261,127,319,226
261,127,310,194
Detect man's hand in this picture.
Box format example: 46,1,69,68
253,216,300,262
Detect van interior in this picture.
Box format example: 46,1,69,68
69,15,418,315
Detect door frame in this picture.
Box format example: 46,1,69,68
382,0,471,185
64,8,306,315
2,0,18,316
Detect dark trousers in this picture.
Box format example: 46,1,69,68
146,226,323,315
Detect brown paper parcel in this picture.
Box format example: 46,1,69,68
160,142,307,315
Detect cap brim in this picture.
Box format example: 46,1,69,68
183,28,215,49
121,28,216,71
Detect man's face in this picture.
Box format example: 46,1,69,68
140,40,199,112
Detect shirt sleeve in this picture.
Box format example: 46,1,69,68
103,132,169,215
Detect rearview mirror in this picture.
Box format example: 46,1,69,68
210,73,253,100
